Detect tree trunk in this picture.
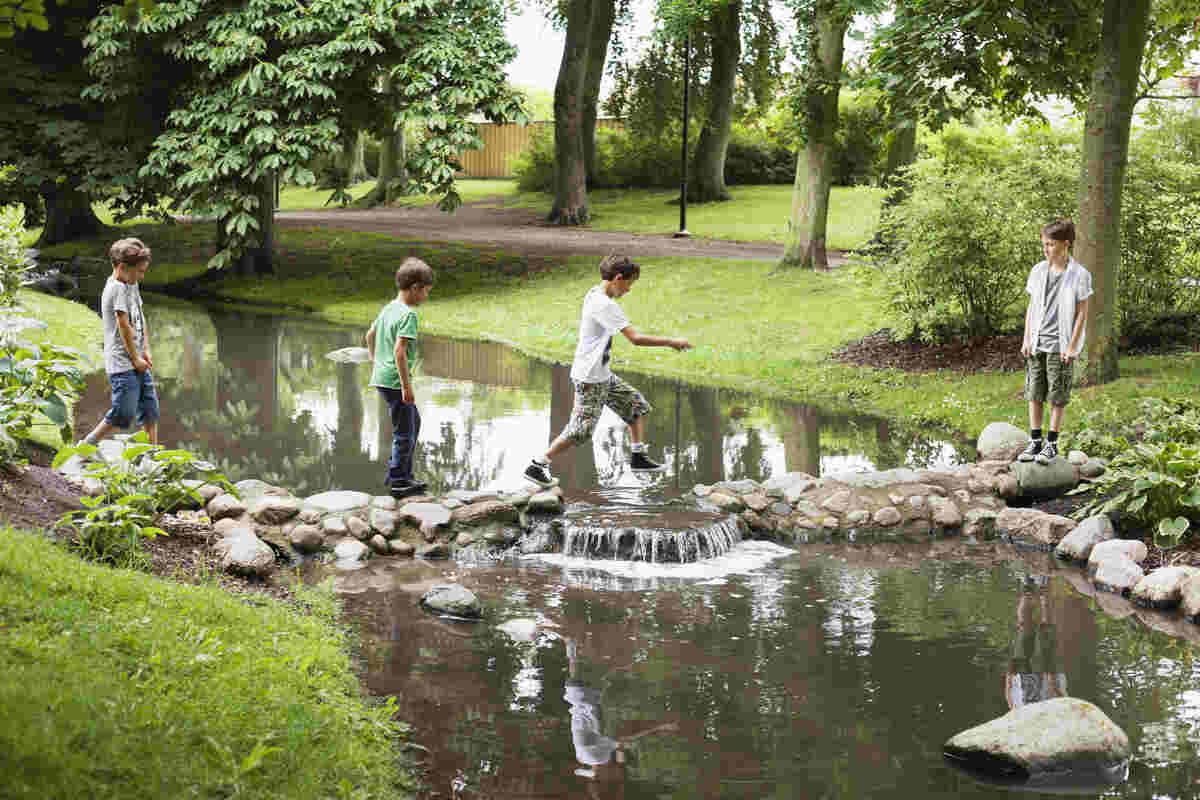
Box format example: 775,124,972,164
691,0,742,203
581,0,616,187
364,76,405,208
778,1,846,270
239,171,277,275
338,129,369,186
1074,0,1150,385
36,184,103,247
551,0,596,224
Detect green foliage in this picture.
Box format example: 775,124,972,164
874,119,1200,342
1069,397,1200,549
53,433,234,567
84,0,526,269
0,205,31,307
0,319,90,464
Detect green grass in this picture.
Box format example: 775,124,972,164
0,526,414,799
277,178,528,212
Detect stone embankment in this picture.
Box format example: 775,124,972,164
57,421,1200,632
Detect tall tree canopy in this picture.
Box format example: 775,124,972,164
85,0,525,270
868,0,1200,383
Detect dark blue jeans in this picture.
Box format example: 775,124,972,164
378,387,420,484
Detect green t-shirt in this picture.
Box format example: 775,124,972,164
368,298,420,388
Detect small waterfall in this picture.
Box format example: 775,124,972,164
560,514,742,563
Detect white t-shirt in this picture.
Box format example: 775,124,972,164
570,286,631,383
101,276,147,374
1023,257,1093,356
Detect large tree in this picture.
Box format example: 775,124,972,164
0,0,175,246
86,0,525,272
550,0,618,224
869,0,1199,383
778,0,852,270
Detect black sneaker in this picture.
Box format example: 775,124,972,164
524,461,559,488
630,451,665,472
1016,440,1041,462
1035,441,1058,465
390,479,427,499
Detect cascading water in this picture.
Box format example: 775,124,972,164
559,511,743,563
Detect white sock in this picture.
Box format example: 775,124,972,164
631,442,647,453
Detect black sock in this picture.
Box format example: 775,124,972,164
1030,429,1043,441
1047,431,1059,443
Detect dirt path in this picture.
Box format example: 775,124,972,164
277,197,849,265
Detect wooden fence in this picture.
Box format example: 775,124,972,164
457,118,624,179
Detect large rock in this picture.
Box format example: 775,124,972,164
928,496,963,528
333,538,371,563
944,698,1130,786
213,533,275,577
1089,539,1147,570
206,493,246,522
1010,459,1079,499
1180,574,1200,622
1055,515,1115,562
963,508,1000,539
400,502,453,534
826,468,922,489
288,524,325,554
452,500,519,526
305,490,372,515
996,508,1076,550
369,508,399,537
420,584,482,618
762,472,818,501
976,422,1030,462
248,494,302,525
1131,566,1200,610
1093,558,1144,596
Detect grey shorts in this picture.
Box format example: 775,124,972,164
1024,352,1073,406
561,375,652,445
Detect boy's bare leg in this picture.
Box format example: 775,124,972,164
84,418,118,444
143,422,158,446
629,415,645,445
1048,405,1066,433
1028,400,1045,432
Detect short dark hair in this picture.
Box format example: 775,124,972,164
395,257,434,290
109,237,151,266
1041,218,1075,247
599,254,640,281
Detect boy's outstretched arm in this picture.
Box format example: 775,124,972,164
620,326,692,351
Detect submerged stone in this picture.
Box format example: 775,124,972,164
421,584,481,618
944,698,1130,786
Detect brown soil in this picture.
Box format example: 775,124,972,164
832,328,1027,374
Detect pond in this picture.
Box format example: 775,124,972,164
73,296,973,496
326,538,1200,800
74,297,1200,798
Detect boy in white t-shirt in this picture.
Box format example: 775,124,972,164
1016,219,1092,466
525,256,692,488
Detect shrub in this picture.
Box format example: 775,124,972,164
724,125,794,185
874,119,1200,343
833,89,889,186
0,205,32,308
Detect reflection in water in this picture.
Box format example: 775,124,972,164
72,297,974,496
333,541,1200,800
1006,574,1068,709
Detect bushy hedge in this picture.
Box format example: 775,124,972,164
874,116,1200,343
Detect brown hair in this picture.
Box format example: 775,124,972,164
599,254,640,281
1041,219,1075,247
395,257,434,290
109,237,151,266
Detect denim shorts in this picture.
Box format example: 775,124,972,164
105,369,160,429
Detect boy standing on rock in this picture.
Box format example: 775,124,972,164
524,255,692,489
1016,219,1092,466
366,258,434,499
79,238,160,447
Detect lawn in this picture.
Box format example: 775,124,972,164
0,526,415,799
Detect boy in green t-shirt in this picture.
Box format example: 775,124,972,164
365,257,434,498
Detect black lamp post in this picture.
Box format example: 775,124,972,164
674,33,691,238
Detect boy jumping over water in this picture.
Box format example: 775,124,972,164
525,255,692,489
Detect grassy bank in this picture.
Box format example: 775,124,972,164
35,219,1199,439
0,526,414,799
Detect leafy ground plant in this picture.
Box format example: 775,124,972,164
0,317,89,464
53,433,234,568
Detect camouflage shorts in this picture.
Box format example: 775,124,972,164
1024,352,1073,406
561,375,652,445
